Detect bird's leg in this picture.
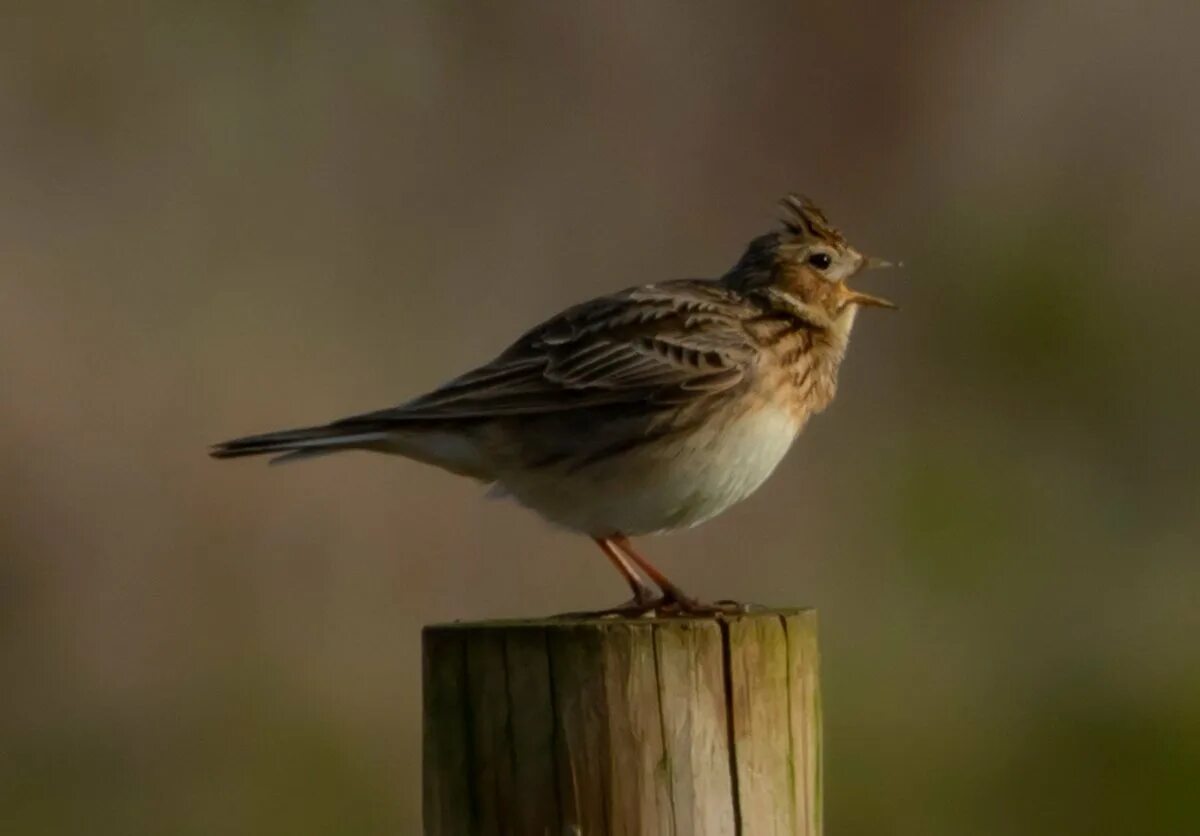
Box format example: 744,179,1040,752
556,536,754,619
594,537,659,607
611,535,750,616
553,538,663,618
609,535,695,606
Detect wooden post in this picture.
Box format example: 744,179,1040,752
423,610,821,835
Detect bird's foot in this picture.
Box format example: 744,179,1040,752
554,584,663,619
555,586,764,620
554,598,762,619
644,577,760,616
655,593,760,617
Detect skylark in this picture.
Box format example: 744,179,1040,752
213,195,897,615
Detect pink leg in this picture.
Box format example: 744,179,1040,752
612,535,749,616
610,535,695,604
593,537,658,605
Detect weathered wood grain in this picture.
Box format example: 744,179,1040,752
423,628,476,836
654,619,736,836
423,610,821,835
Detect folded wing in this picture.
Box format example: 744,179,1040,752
334,280,759,427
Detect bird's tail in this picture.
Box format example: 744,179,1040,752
210,424,391,465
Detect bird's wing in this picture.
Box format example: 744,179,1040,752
333,281,761,426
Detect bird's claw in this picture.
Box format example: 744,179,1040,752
656,595,757,616
555,593,760,619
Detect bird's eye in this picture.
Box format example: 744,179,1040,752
807,252,832,270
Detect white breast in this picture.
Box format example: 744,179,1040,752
498,406,802,537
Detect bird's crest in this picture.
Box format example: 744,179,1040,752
779,194,845,246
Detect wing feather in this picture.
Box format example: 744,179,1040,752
333,281,760,427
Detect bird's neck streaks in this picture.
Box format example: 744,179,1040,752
743,292,853,421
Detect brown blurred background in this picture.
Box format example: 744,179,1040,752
2,1,1198,834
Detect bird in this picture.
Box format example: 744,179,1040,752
212,194,897,615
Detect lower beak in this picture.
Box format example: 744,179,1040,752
844,290,898,310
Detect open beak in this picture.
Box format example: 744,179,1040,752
844,254,900,310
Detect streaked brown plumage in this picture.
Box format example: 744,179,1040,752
213,195,897,615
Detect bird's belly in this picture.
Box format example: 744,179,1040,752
497,405,800,537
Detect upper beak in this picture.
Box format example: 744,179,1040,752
845,254,901,310
865,255,900,270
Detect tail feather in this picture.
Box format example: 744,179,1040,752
210,425,389,464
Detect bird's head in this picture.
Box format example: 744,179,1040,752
724,194,898,330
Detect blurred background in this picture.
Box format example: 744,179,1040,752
2,1,1198,834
